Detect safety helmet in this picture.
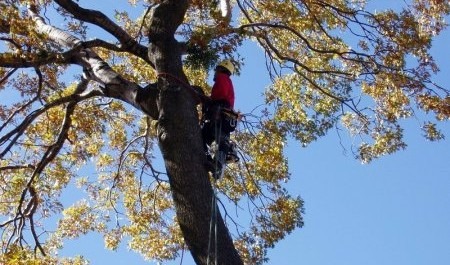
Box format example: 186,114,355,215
217,60,235,75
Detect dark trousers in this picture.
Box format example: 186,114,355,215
201,102,231,158
202,120,230,155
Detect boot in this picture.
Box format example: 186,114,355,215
212,151,226,179
226,141,239,163
204,153,223,179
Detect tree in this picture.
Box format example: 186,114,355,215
0,0,448,264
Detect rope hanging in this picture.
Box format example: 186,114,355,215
207,181,219,265
206,116,224,265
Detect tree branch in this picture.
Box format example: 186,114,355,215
53,0,151,65
220,0,232,23
0,68,18,85
28,5,159,119
0,51,74,68
7,99,78,256
0,164,35,171
0,83,100,159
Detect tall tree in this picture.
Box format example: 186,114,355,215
0,0,448,264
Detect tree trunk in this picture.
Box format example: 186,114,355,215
147,1,243,264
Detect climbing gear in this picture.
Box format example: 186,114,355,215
220,107,239,133
212,128,226,180
204,152,223,179
217,59,235,75
202,103,240,179
206,116,223,265
213,150,227,179
207,179,219,265
202,104,239,132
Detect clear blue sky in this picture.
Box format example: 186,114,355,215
54,1,450,264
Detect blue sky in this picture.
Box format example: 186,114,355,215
23,1,450,264
231,20,450,264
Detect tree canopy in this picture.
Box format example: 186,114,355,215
0,0,449,264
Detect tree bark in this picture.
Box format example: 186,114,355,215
147,1,243,264
30,0,243,263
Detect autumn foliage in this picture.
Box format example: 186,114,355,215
0,0,449,264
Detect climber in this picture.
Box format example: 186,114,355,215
201,59,239,178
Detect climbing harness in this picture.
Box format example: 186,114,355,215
220,107,240,133
202,104,240,178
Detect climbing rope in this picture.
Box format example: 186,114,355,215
207,180,218,265
206,113,224,265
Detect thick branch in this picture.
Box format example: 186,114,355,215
220,0,232,23
148,0,189,40
53,0,150,64
28,5,159,119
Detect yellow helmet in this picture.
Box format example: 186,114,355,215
217,60,235,75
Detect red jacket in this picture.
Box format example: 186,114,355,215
211,72,235,108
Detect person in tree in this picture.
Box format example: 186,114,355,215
201,59,239,178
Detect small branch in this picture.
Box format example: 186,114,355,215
0,51,74,68
6,97,80,254
31,101,77,177
29,214,45,256
0,68,17,84
6,185,40,253
0,164,36,171
0,37,22,50
0,89,100,159
111,135,145,188
137,4,157,43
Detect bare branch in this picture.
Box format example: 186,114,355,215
0,164,35,171
29,213,45,255
53,0,150,64
0,68,18,86
137,4,157,43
